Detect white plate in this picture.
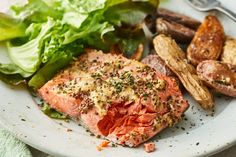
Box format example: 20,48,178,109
0,0,236,157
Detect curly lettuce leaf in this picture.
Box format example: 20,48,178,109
64,0,106,13
0,0,159,88
11,0,63,22
62,12,88,28
25,23,42,40
63,0,158,46
63,12,115,45
41,22,75,63
7,19,55,74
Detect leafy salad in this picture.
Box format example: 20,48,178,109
0,0,159,90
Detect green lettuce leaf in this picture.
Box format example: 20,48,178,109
25,23,42,40
0,13,27,41
0,0,159,88
11,0,63,22
7,19,55,74
104,0,158,26
0,72,26,86
41,103,68,119
0,63,32,77
62,12,88,28
28,50,76,89
64,0,106,13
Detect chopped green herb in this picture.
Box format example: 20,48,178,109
146,82,153,89
114,82,123,93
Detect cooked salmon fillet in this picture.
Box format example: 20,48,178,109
38,49,189,147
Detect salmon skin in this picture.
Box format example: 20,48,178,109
38,49,189,147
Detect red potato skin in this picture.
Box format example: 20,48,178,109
142,54,175,77
157,8,201,30
197,60,236,97
156,18,195,44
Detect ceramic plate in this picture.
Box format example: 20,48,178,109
0,0,236,157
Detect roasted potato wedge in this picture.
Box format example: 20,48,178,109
187,15,225,66
153,34,214,109
221,37,236,65
197,60,236,97
156,18,195,43
157,8,201,30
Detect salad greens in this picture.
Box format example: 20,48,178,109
0,0,159,89
41,102,68,119
0,13,27,41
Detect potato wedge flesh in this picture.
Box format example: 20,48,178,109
153,34,214,109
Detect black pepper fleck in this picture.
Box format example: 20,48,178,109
67,129,72,132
